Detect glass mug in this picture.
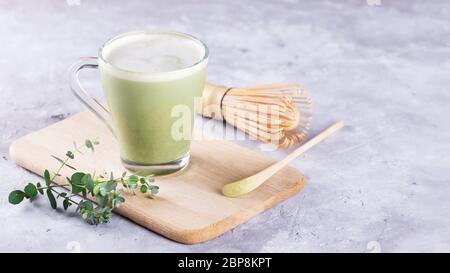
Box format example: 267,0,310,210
69,31,208,175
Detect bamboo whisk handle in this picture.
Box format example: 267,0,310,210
197,83,230,120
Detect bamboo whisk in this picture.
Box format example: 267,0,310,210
197,83,313,148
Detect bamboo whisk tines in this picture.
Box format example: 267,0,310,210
198,83,313,148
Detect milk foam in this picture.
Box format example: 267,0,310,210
102,33,206,73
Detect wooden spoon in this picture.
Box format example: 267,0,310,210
222,120,345,197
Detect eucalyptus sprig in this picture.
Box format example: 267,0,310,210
8,139,159,225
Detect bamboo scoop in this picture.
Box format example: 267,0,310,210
222,120,345,197
197,83,313,149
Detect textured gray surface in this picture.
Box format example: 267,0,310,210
1,0,450,252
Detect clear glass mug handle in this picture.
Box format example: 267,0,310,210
68,57,114,133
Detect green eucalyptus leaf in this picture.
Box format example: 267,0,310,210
150,185,159,195
71,184,83,194
83,174,94,193
82,212,89,219
77,200,94,213
24,183,38,199
36,182,44,195
83,201,94,211
129,175,138,184
8,190,25,204
63,199,70,210
96,195,108,207
70,172,85,194
65,151,74,159
99,187,107,196
70,172,85,185
46,189,57,209
44,169,51,186
93,183,102,196
85,139,94,152
140,184,148,193
103,181,117,192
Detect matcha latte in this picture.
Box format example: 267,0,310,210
70,32,208,175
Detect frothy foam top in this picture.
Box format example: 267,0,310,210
101,32,206,74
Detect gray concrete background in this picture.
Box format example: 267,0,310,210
1,0,450,252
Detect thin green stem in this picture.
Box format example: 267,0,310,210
37,184,70,191
50,156,70,182
50,188,80,205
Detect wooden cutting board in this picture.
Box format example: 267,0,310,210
9,111,304,244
